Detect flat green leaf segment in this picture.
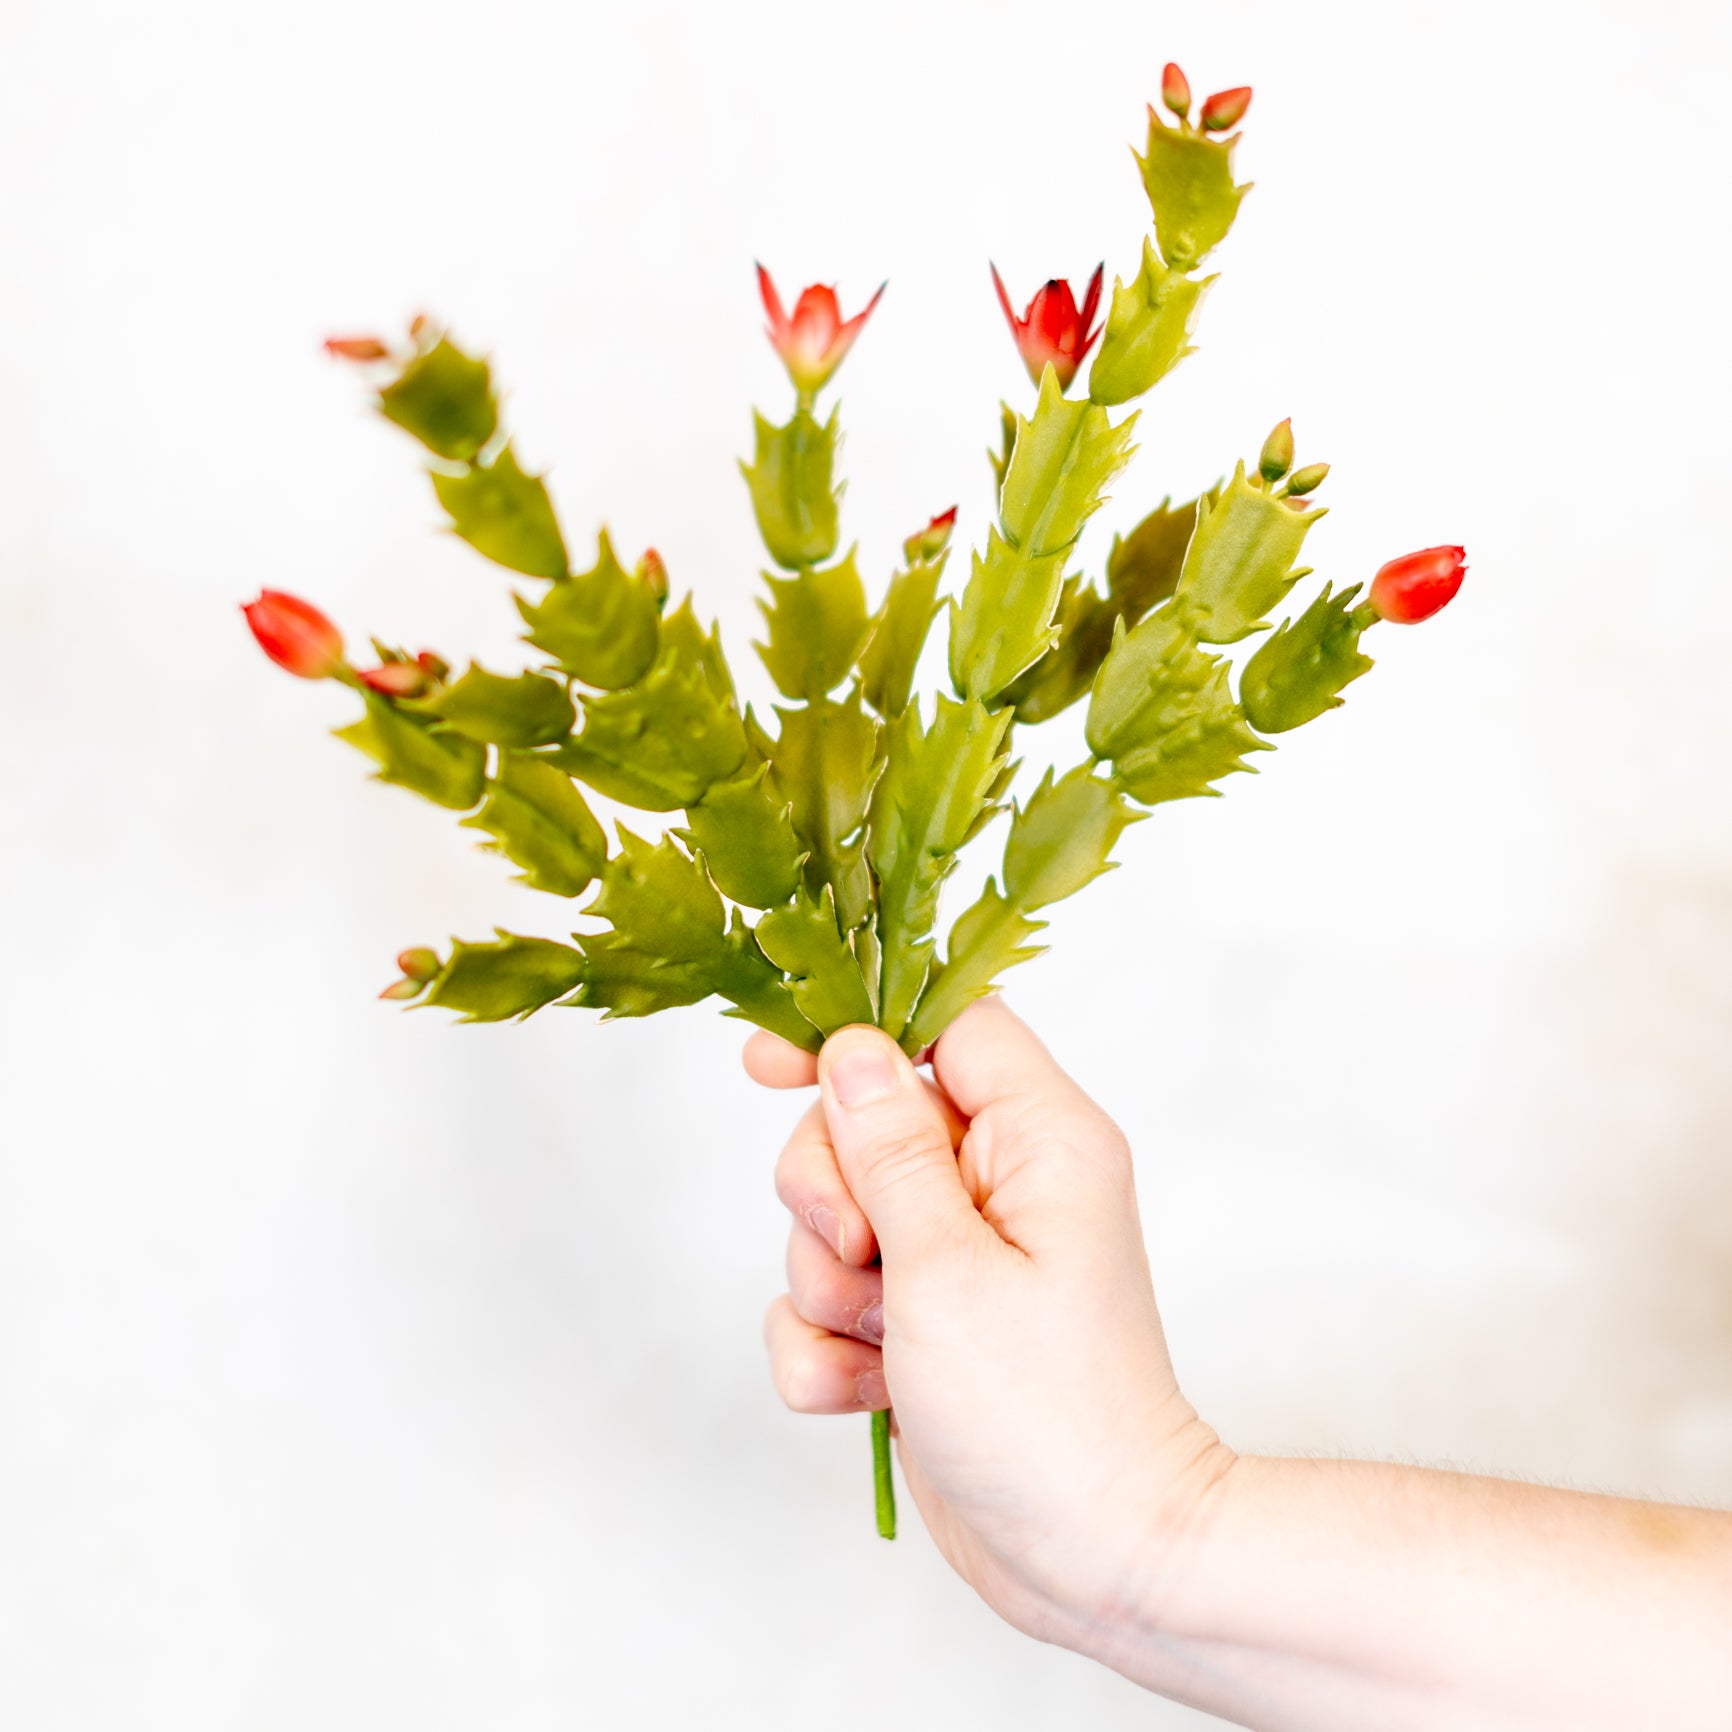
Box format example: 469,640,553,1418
297,84,1441,1074
950,369,1138,702
424,931,585,1022
868,696,1012,1039
757,550,870,700
577,831,815,1047
462,753,606,897
517,530,659,689
742,408,841,571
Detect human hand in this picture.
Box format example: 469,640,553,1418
751,998,1233,1656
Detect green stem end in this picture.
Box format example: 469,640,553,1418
871,1408,896,1540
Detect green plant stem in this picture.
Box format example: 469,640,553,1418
871,1409,896,1540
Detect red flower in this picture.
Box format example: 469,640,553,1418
1200,86,1253,132
323,336,390,362
757,267,885,394
243,590,346,679
1369,545,1467,624
990,265,1105,391
356,661,431,698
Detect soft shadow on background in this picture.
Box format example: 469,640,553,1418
3,0,1730,1726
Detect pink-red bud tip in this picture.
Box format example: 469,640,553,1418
397,947,441,983
1369,545,1467,624
323,336,390,362
243,590,345,679
1200,86,1252,132
1161,63,1191,119
357,661,432,699
903,506,958,564
991,264,1105,391
757,266,885,395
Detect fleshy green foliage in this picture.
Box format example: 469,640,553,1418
333,692,486,809
757,550,871,699
517,531,660,688
868,696,1012,1037
462,753,607,897
1137,112,1249,271
286,81,1438,1069
949,370,1138,702
576,830,815,1047
742,408,841,570
1240,583,1375,734
755,886,875,1034
378,338,497,461
1174,462,1321,644
431,446,569,580
1088,239,1209,407
424,931,586,1022
424,663,576,748
859,548,946,718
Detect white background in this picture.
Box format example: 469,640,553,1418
4,0,1731,1725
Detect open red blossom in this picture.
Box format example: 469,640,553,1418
1369,545,1467,624
243,590,346,679
991,265,1104,391
757,266,885,394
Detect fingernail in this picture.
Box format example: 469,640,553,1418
857,1300,884,1344
807,1203,846,1260
827,1043,900,1108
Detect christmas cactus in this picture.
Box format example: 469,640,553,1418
247,66,1466,1540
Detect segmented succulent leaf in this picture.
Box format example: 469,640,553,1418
741,407,841,570
987,401,1017,495
576,830,815,1046
901,879,1046,1055
1001,765,1142,909
1137,113,1249,272
431,445,569,580
675,764,804,909
461,752,607,897
334,692,486,810
950,371,1139,702
1107,493,1205,613
659,598,737,706
757,690,880,932
1085,608,1220,762
1088,238,1210,407
1174,461,1321,644
867,695,1012,1037
1239,582,1376,734
756,548,871,700
858,553,946,719
422,663,576,748
517,530,660,689
378,338,497,462
546,637,747,811
755,886,875,1035
1108,661,1269,805
423,930,585,1022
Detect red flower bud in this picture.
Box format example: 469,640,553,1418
1161,62,1192,120
1200,86,1253,132
1285,461,1330,497
415,650,450,683
1368,545,1467,624
323,336,390,362
1258,417,1295,484
903,506,958,565
379,976,424,1002
990,264,1105,391
757,266,885,395
397,946,441,983
242,590,345,679
636,547,669,604
357,661,431,698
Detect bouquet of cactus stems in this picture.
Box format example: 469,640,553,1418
246,63,1466,1540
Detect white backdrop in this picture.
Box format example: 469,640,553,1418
4,0,1731,1725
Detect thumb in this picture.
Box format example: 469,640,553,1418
818,1025,984,1268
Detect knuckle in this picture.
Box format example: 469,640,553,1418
862,1122,953,1194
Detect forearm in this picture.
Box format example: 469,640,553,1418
1091,1453,1732,1730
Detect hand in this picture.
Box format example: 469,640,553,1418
751,998,1233,1655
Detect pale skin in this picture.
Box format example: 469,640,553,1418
750,999,1732,1730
